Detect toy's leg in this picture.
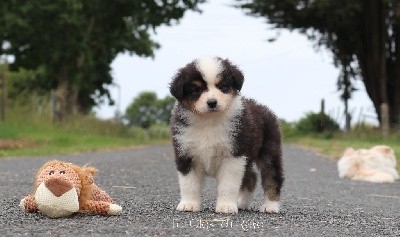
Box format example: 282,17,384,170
20,195,38,213
80,200,122,216
90,185,113,202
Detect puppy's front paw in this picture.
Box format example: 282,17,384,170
215,202,238,214
176,201,200,212
259,201,280,213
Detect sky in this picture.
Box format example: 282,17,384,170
94,0,377,126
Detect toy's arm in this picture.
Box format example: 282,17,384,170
19,195,38,213
80,200,122,216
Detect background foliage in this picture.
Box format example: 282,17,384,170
238,0,400,128
124,91,175,129
0,0,204,119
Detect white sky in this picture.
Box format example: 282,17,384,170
94,0,377,126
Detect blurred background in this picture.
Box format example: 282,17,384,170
1,0,400,163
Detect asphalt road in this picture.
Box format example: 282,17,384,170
0,144,399,236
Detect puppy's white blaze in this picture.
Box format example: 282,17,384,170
35,182,79,218
176,170,204,212
195,57,222,84
260,200,280,213
238,189,254,210
193,58,233,114
215,156,246,214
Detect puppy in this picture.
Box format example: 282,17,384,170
169,57,284,214
337,145,399,183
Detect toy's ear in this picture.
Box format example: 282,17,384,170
83,166,97,184
84,166,97,176
221,59,244,91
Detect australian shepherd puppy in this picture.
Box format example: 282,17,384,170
169,57,284,214
338,145,399,183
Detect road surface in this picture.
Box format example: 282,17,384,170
0,144,399,236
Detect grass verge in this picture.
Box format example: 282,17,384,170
0,112,170,157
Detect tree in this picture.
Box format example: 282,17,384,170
295,112,340,134
337,62,358,132
1,0,204,120
0,64,7,121
238,0,400,128
125,92,175,129
155,96,176,125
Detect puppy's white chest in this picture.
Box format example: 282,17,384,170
178,121,233,176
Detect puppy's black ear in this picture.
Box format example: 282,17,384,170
222,59,244,91
170,61,201,101
169,72,184,101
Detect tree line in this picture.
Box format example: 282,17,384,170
238,0,400,130
1,0,400,130
0,0,204,121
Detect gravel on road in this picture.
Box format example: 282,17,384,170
0,144,399,236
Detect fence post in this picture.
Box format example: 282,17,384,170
320,99,325,130
380,103,389,139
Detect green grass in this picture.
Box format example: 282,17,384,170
0,108,170,157
3,102,399,174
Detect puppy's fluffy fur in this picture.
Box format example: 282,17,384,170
169,57,284,214
337,145,399,183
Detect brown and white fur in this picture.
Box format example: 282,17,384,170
337,145,399,183
169,57,284,214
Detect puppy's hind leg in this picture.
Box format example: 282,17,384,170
257,142,284,213
238,163,257,210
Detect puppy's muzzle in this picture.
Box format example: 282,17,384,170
207,99,218,109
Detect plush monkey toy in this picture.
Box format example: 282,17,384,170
20,160,122,218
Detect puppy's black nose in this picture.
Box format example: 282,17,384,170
207,99,217,109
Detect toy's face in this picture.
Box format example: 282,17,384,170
35,163,81,218
36,163,82,195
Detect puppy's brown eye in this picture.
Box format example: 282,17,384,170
217,83,230,93
192,87,202,94
49,171,55,175
59,170,66,174
188,86,203,97
219,85,228,90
